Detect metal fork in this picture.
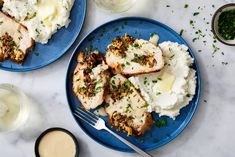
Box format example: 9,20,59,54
74,107,153,157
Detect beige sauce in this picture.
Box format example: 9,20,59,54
38,131,76,157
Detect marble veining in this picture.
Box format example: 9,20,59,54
0,0,235,157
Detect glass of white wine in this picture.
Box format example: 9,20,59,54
94,0,137,13
0,84,29,132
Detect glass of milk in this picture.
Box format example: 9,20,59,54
0,84,29,132
94,0,136,12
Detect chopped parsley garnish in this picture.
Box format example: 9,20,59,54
150,32,157,37
86,45,94,52
113,28,119,32
189,20,194,25
78,87,86,93
156,92,161,95
105,103,110,108
123,80,131,90
155,118,167,128
140,102,149,108
179,29,184,36
193,12,200,16
133,55,145,63
132,55,144,62
89,45,93,51
94,79,102,85
34,52,39,56
125,104,133,113
18,36,23,40
186,94,191,97
212,44,220,54
132,54,153,66
35,28,40,34
111,80,116,86
0,21,3,25
144,77,147,85
166,5,170,7
192,38,197,42
152,80,158,83
126,61,130,65
184,4,189,8
218,9,235,40
170,54,175,59
111,80,117,90
133,43,141,48
94,87,102,93
222,62,228,65
25,12,37,20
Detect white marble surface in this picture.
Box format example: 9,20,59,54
0,0,235,157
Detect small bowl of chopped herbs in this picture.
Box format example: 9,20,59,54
212,3,235,46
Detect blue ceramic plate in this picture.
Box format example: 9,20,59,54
66,17,201,152
0,0,86,72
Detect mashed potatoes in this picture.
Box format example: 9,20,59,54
3,0,74,44
129,41,196,119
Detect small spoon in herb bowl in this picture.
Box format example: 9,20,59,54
212,3,235,46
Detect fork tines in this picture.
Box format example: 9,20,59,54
74,107,98,126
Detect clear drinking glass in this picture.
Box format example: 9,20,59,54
0,84,29,132
94,0,137,13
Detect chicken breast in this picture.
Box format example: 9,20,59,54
0,12,34,63
105,74,153,136
105,34,164,76
73,51,110,110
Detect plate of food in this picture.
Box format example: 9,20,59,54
66,17,201,152
0,0,86,72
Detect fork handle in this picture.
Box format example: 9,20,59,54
104,127,153,157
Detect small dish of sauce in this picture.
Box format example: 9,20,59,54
35,128,79,157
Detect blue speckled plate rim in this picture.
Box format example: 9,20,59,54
65,16,201,153
0,0,87,72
